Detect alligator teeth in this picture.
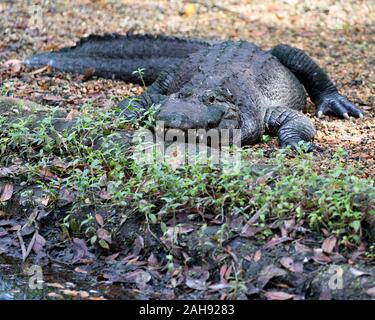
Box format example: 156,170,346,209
343,113,349,119
317,111,324,118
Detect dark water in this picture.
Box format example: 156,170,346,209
0,256,107,300
0,275,50,300
0,260,48,299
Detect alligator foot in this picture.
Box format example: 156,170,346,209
280,140,326,153
265,106,317,152
316,92,364,119
280,140,314,152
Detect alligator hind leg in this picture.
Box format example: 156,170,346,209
264,106,316,151
270,44,364,119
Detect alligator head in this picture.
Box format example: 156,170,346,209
155,84,263,146
156,87,240,131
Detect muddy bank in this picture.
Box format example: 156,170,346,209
1,195,374,300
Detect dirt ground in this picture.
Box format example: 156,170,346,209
0,0,374,300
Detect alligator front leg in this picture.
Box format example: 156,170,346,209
118,64,179,118
270,44,364,119
264,107,316,151
118,92,166,118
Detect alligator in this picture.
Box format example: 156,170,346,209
25,34,364,150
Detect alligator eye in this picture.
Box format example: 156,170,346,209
208,96,216,103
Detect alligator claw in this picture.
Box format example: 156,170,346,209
281,140,315,153
316,92,364,119
283,141,325,154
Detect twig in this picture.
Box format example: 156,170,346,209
248,209,262,225
17,230,27,261
17,208,39,261
18,229,38,262
24,230,38,261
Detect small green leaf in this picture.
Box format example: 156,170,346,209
148,213,157,224
90,235,97,245
99,239,109,249
350,220,361,232
261,135,271,143
161,222,167,234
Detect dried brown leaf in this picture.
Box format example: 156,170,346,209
366,287,375,297
95,214,104,227
57,189,75,208
97,228,112,244
265,291,295,300
2,59,22,73
132,235,144,256
322,235,337,254
262,236,291,250
257,265,287,289
254,250,262,262
72,238,91,262
32,234,46,254
147,253,159,268
280,257,303,273
0,183,14,202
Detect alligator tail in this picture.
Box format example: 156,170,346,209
25,33,211,84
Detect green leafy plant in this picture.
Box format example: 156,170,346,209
1,103,373,249
132,68,146,88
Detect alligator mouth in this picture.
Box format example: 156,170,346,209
155,99,240,131
154,99,241,147
157,103,222,130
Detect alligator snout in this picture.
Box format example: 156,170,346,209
156,98,240,131
157,99,223,130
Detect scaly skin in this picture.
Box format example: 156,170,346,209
25,34,211,84
25,34,364,150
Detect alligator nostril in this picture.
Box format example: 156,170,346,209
208,96,216,103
